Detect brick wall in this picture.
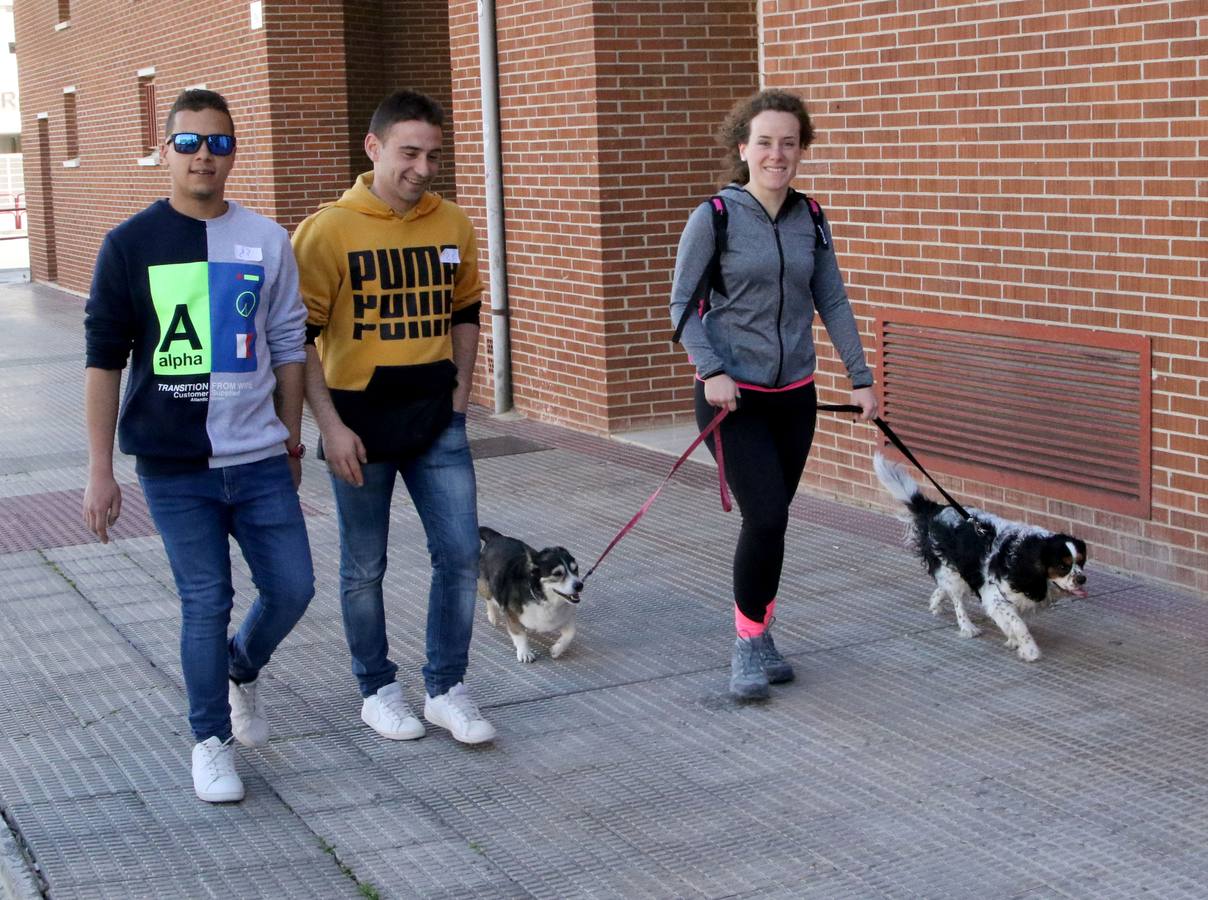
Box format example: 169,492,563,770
345,0,456,199
262,1,355,230
16,1,1203,593
14,0,455,292
451,0,611,429
594,2,758,431
450,1,758,429
14,1,277,292
762,1,1207,592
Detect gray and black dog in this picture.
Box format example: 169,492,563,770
477,526,584,663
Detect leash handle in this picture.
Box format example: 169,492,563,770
584,408,730,581
817,402,976,525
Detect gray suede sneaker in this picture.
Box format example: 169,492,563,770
753,629,794,684
730,637,770,700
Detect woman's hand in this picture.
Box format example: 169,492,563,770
704,373,740,411
851,385,879,421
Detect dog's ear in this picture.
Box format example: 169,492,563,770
1025,535,1057,572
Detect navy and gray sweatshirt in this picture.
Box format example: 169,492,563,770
85,199,307,474
669,185,873,390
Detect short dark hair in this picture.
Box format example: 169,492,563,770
718,89,815,185
165,89,234,137
369,89,444,138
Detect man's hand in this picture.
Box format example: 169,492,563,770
322,421,368,486
83,367,123,544
83,474,122,544
851,385,879,421
451,322,479,414
703,373,740,411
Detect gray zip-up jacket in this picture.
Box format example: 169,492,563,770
669,185,873,390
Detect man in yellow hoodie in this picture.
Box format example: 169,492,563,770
293,90,494,744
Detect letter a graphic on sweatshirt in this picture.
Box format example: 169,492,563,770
160,305,202,352
149,262,212,375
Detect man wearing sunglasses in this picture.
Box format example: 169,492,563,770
83,89,314,803
293,90,494,747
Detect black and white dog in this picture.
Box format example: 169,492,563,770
873,453,1088,661
477,526,584,663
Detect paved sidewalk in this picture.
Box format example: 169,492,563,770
1,282,1206,899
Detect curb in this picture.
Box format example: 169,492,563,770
0,813,41,900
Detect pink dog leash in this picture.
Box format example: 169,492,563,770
583,408,730,581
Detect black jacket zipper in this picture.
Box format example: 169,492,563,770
772,220,786,386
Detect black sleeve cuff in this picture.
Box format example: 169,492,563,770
700,368,726,380
84,338,133,370
451,301,482,328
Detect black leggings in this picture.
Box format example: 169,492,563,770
695,379,817,623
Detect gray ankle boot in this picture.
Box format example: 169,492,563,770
730,637,770,700
752,630,794,684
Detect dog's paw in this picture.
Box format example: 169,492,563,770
486,607,498,626
958,624,982,639
515,647,537,663
1016,642,1041,662
549,641,570,659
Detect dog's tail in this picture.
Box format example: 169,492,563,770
873,453,943,520
478,526,502,546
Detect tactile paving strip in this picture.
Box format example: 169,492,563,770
0,488,158,553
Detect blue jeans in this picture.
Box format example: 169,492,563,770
330,412,479,699
140,455,314,743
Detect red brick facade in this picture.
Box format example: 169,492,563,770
450,1,759,431
759,1,1206,591
16,1,1205,593
346,0,455,198
15,1,277,289
14,0,450,280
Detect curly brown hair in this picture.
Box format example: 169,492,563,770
718,89,815,185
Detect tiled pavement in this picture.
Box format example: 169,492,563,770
1,281,1206,899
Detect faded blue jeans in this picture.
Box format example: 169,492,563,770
139,455,314,743
330,412,480,699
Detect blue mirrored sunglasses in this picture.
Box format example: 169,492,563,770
169,132,236,156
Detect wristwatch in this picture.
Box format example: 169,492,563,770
286,442,306,460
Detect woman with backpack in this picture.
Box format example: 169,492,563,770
669,89,878,701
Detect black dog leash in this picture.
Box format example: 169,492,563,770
817,403,982,532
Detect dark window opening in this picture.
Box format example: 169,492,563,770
63,92,78,161
139,80,157,154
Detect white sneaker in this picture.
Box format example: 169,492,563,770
423,683,496,744
191,737,244,803
361,682,426,740
229,678,269,748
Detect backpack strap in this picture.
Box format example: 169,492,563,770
673,196,727,344
804,195,829,250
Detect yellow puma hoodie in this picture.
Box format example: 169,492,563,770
292,173,482,461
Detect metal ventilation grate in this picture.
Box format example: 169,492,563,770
877,311,1151,517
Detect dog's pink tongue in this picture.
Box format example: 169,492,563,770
1070,586,1089,598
